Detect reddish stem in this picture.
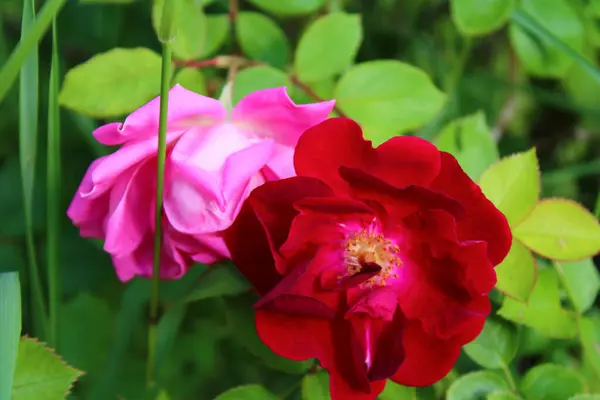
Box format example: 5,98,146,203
290,75,346,117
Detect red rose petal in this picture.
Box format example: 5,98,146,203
294,118,442,194
249,176,333,272
224,200,281,295
428,152,512,265
255,309,333,361
339,167,465,220
391,319,461,387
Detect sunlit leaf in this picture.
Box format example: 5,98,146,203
451,0,515,36
514,199,600,260
11,338,83,399
494,240,537,302
479,148,539,227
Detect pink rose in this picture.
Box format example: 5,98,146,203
67,85,335,281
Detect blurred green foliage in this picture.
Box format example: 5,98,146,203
1,0,600,399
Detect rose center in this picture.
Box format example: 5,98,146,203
342,229,402,287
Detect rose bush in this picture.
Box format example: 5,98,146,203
225,118,512,399
67,85,334,281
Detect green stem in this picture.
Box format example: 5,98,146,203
0,0,67,104
501,363,518,393
541,158,600,185
19,0,47,339
46,19,61,348
147,40,172,387
511,9,600,85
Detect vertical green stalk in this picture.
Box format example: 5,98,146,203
0,272,21,400
147,0,177,385
0,0,67,104
46,19,61,349
19,0,47,339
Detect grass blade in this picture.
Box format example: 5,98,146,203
0,272,22,400
510,9,600,85
46,19,61,348
19,0,47,339
0,0,68,104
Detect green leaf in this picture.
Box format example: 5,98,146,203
214,384,278,400
0,272,20,400
225,294,313,374
302,371,330,400
184,264,250,303
509,0,584,77
236,12,290,69
175,67,207,95
152,0,229,60
335,60,445,141
233,65,292,105
203,15,230,58
379,380,415,400
579,317,600,379
479,148,539,227
514,199,600,260
520,364,585,400
487,393,521,400
294,13,362,82
0,0,67,104
494,240,537,302
554,259,600,313
11,338,83,399
435,111,499,180
447,371,510,400
498,268,577,339
451,0,515,36
81,0,136,3
464,319,518,369
247,0,326,17
58,292,114,377
569,395,600,400
59,47,163,118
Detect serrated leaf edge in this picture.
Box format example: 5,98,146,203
478,147,541,227
18,336,85,399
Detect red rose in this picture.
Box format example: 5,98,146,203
224,118,512,399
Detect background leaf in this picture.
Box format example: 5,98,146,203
236,12,290,69
232,66,291,105
509,0,584,77
520,364,585,400
435,111,499,180
498,268,577,339
335,60,445,141
294,13,362,83
0,272,20,400
451,0,515,36
59,47,163,118
554,259,600,313
447,371,510,400
464,319,519,370
213,384,278,400
302,371,329,400
247,0,326,17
